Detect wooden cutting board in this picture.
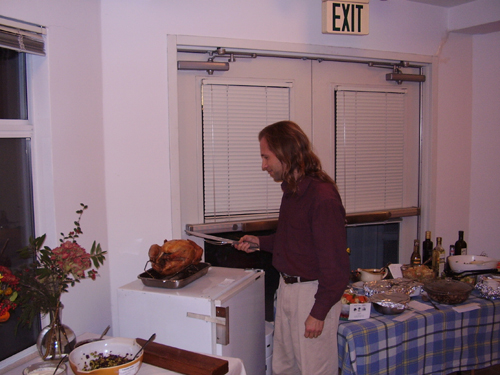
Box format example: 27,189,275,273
136,338,229,375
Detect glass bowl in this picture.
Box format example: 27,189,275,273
423,279,474,305
23,361,67,375
401,264,435,282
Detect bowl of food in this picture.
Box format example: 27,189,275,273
448,255,498,273
401,264,435,282
370,292,410,315
69,337,143,375
423,279,474,305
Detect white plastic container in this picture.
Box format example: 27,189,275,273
448,255,498,273
265,321,274,375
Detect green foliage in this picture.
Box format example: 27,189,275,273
15,204,107,328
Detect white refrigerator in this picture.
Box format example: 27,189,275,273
117,266,266,375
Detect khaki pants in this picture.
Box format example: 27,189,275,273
272,277,341,375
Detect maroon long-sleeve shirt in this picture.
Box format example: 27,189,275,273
259,175,350,320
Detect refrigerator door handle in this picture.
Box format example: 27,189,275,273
186,307,230,345
186,312,226,325
216,306,229,345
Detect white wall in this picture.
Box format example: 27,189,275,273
469,31,500,256
99,0,450,332
435,32,473,249
0,0,499,343
0,0,111,336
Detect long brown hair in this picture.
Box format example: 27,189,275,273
259,120,336,194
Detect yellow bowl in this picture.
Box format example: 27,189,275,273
69,337,143,375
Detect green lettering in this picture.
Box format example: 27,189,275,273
356,4,363,33
342,3,350,32
351,3,355,32
333,3,341,31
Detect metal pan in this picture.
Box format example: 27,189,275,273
138,262,211,289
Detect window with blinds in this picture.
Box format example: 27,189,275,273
0,16,45,56
335,87,406,214
0,46,40,362
0,16,45,363
201,80,290,222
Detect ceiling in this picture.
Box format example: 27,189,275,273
407,0,476,7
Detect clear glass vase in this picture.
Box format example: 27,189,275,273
36,303,76,360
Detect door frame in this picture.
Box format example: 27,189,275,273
166,34,438,262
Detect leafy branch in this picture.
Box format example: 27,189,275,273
15,204,107,328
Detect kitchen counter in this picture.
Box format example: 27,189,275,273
4,333,246,375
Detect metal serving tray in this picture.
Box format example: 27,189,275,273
138,262,211,289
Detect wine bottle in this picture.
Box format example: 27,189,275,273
455,231,467,256
422,231,433,266
432,237,445,278
410,239,421,265
444,245,455,275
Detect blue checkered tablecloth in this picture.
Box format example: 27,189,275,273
337,292,500,375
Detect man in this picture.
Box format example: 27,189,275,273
234,120,350,375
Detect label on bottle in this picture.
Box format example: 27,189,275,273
423,240,433,265
461,247,467,255
438,253,445,276
449,245,455,256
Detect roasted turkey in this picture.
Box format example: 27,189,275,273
148,239,203,276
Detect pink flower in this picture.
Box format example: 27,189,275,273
51,241,92,280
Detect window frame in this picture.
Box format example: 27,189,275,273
0,48,40,367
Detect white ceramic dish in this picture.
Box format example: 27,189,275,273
68,337,143,375
23,361,67,375
448,255,498,273
357,268,388,282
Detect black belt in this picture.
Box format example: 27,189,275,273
281,273,317,284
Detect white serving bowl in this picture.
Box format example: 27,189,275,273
448,255,498,273
23,361,67,375
68,337,143,375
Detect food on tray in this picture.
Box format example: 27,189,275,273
475,274,500,300
341,292,369,304
364,278,423,297
148,239,203,276
371,292,410,315
83,352,131,371
401,264,435,281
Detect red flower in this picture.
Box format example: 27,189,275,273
0,266,20,320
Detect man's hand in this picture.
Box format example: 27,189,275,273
304,315,324,339
233,235,260,253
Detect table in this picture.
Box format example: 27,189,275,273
337,292,500,375
5,356,246,375
3,333,246,375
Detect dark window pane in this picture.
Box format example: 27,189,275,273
347,223,399,270
0,48,28,120
0,138,38,361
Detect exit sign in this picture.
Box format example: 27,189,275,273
322,0,369,35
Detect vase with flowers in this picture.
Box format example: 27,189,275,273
16,203,106,360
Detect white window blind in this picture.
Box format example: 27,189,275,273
202,81,290,222
335,88,406,214
0,16,46,56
